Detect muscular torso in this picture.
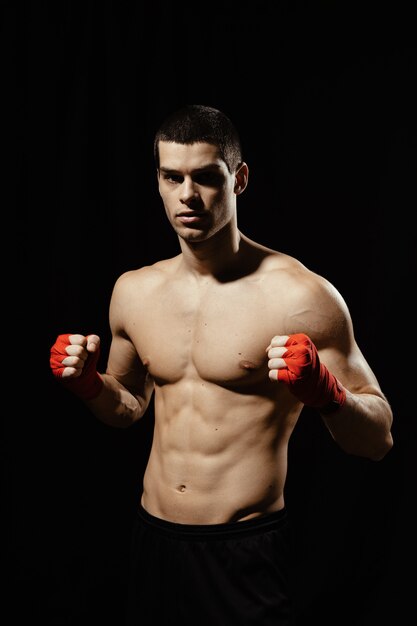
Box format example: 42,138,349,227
108,246,334,523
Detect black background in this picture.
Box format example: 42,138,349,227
7,1,416,625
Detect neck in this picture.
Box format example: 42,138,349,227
179,223,244,278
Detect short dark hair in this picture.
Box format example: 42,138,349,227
154,104,243,173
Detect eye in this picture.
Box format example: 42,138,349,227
163,174,182,184
193,172,223,187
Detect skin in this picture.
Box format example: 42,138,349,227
59,141,393,524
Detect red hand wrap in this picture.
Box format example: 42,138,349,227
277,333,346,413
50,333,103,401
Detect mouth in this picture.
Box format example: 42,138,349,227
176,211,207,224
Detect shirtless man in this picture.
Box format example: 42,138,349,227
50,104,393,625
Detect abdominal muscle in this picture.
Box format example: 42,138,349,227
141,378,299,524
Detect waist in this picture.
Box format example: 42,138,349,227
137,502,289,540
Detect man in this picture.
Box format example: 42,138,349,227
50,104,393,625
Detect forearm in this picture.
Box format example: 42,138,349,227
50,333,154,426
84,373,152,428
321,389,393,461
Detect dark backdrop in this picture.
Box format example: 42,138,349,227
7,1,416,625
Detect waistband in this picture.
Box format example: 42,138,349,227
137,504,288,541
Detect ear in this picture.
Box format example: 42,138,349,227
234,162,249,195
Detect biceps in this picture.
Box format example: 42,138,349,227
319,342,382,395
106,334,150,393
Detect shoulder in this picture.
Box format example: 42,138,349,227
108,256,181,329
259,252,353,349
111,255,181,299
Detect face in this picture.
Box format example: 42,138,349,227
157,141,242,243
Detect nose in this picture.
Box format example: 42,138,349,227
179,177,198,205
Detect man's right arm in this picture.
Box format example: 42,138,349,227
50,331,154,428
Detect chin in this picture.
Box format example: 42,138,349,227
176,226,210,243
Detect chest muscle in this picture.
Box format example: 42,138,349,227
127,281,281,386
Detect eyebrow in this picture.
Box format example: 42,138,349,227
159,164,223,175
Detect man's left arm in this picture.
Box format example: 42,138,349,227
267,278,393,461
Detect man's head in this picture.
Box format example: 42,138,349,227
154,104,243,174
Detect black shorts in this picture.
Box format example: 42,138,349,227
126,504,293,626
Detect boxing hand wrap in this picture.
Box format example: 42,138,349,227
277,333,346,414
50,333,103,401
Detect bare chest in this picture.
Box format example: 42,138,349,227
126,281,284,386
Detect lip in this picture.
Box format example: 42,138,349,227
177,212,207,224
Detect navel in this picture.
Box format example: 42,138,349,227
176,484,187,493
